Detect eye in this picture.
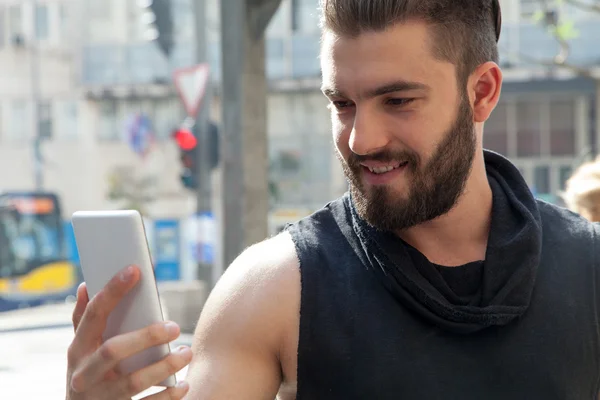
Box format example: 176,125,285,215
386,98,415,107
331,100,354,110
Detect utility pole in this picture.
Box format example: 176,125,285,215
192,0,213,283
31,0,43,191
219,0,282,272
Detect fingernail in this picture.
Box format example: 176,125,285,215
120,266,135,282
165,321,179,336
175,346,192,357
176,381,189,390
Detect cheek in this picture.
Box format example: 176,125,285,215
331,113,352,156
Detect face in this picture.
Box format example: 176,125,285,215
321,22,477,231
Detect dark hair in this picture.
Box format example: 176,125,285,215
319,0,500,84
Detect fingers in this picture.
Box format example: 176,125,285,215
74,265,141,350
72,282,89,332
143,381,190,400
116,346,193,398
71,321,181,393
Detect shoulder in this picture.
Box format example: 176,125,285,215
536,200,600,263
285,196,350,242
537,199,599,239
194,232,300,352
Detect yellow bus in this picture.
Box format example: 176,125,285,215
0,192,80,311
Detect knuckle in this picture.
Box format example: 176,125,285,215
98,341,119,363
165,354,182,375
70,370,85,393
146,324,167,344
85,298,101,320
126,374,144,395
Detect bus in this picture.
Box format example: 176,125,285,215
0,192,80,312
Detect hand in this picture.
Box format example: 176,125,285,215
66,265,193,399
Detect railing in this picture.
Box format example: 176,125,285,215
81,19,600,87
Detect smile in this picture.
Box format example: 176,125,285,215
364,162,408,175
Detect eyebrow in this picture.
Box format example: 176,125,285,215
321,80,430,99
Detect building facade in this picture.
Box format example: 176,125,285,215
0,0,598,218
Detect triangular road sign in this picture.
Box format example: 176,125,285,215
173,64,210,118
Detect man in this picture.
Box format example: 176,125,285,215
65,0,600,399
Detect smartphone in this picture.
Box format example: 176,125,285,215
71,210,176,387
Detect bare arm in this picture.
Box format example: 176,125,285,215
184,233,300,399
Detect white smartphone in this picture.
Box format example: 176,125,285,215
71,210,176,387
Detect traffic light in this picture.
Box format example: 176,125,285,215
173,122,220,190
138,0,174,58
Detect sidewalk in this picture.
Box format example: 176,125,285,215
0,302,195,346
0,303,194,399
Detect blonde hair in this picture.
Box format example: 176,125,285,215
563,156,600,216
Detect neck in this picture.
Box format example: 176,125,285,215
397,152,492,267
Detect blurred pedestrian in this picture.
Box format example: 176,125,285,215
563,156,600,222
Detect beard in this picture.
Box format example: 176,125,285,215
338,93,477,232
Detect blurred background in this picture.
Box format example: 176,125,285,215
1,0,600,397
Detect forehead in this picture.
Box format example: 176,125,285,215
320,21,456,95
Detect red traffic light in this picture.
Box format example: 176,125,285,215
173,128,197,150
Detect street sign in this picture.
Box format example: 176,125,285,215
173,64,210,118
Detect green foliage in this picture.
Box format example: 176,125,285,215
531,1,581,40
106,166,157,216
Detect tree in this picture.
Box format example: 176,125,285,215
106,166,158,216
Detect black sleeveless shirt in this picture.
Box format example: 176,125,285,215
286,151,600,399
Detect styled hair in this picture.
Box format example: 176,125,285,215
563,157,600,216
319,0,500,84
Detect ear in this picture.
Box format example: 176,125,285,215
468,62,502,123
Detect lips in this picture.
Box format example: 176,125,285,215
362,161,408,175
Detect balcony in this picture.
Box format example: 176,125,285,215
81,19,600,88
81,32,322,88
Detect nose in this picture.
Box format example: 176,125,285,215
349,108,390,156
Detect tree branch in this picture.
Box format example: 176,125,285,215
562,0,600,14
499,46,599,79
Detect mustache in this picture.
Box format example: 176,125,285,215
347,150,419,167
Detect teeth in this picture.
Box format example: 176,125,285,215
369,165,397,174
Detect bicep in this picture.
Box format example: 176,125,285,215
184,235,298,399
184,343,281,399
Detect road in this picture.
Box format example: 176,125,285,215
0,303,192,399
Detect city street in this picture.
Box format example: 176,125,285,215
0,304,192,399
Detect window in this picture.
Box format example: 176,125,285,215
483,102,508,155
38,102,53,139
89,1,111,20
516,100,542,157
520,0,541,19
550,100,575,156
35,5,49,40
267,1,288,36
291,0,319,33
0,7,5,48
559,165,573,191
60,101,78,139
534,165,550,194
8,5,22,39
98,100,118,140
59,4,69,40
9,101,28,141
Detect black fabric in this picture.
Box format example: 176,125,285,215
287,150,600,399
347,150,542,334
405,240,484,304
